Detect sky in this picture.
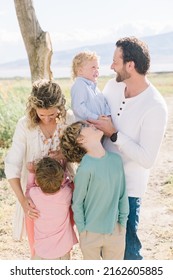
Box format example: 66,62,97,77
0,0,173,64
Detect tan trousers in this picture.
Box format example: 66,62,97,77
79,223,126,260
31,252,70,260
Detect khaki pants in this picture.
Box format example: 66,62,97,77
79,223,126,260
31,252,70,260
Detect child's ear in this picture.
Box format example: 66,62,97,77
78,66,83,76
77,135,85,144
35,179,39,186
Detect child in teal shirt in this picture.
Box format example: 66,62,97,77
60,121,129,260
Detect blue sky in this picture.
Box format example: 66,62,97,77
0,0,173,64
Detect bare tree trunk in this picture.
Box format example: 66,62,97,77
14,0,53,83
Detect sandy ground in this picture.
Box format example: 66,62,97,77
0,95,172,260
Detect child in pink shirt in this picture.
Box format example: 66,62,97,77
26,156,77,260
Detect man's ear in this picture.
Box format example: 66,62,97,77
126,60,135,72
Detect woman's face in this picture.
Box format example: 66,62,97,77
36,107,58,124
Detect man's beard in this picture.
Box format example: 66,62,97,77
116,69,130,82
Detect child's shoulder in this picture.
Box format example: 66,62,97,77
72,77,90,88
29,186,41,196
76,155,92,171
107,151,123,163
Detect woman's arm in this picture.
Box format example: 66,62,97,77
8,177,39,218
8,178,39,218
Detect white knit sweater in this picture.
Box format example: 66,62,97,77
103,79,168,197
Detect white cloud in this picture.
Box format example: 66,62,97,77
111,21,173,38
49,22,173,52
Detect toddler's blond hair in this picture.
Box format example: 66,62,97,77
71,51,100,80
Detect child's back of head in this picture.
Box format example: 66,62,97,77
35,157,64,194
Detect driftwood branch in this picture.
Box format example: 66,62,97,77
14,0,53,83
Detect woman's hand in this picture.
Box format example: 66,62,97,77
49,148,66,162
21,196,40,219
26,162,35,173
8,178,39,219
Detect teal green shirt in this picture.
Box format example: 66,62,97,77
72,151,129,234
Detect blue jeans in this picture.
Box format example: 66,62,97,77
124,197,143,260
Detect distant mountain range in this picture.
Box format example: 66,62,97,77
0,31,173,78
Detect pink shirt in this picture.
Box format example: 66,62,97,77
29,183,78,259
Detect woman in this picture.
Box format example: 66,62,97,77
4,79,75,256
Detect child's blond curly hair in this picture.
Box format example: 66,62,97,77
71,51,100,80
60,122,87,163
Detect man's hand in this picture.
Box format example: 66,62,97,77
88,117,117,137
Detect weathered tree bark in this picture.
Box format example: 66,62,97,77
14,0,53,83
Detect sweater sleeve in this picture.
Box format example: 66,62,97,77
72,165,90,233
4,117,27,179
118,164,129,227
116,105,168,169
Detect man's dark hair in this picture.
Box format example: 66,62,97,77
116,37,150,74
